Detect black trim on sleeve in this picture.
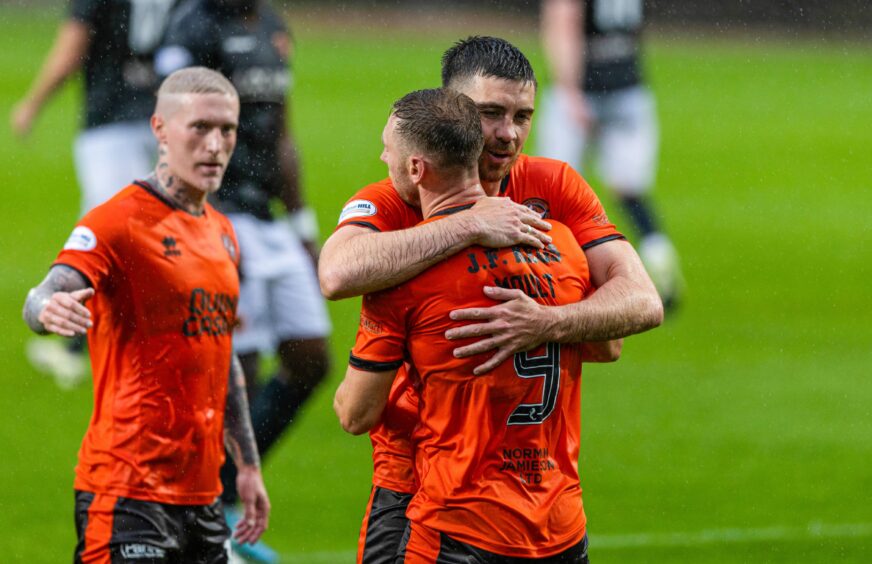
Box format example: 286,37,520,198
349,353,403,372
52,263,96,289
345,221,381,232
581,234,626,251
430,203,475,217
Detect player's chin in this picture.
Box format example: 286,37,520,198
196,173,225,193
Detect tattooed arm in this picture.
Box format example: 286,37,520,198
23,265,94,336
224,355,270,544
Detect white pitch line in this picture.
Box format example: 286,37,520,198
593,521,872,549
279,522,872,562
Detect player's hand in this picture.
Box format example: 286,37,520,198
234,465,270,544
465,197,552,250
37,288,94,337
445,286,553,375
10,100,38,138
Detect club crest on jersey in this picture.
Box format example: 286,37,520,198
523,198,551,219
338,199,377,224
63,226,97,252
221,234,237,263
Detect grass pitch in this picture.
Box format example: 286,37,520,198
0,7,871,562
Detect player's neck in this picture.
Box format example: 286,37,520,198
481,178,502,197
420,177,486,219
150,168,208,216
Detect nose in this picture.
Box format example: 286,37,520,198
205,129,221,153
494,118,517,144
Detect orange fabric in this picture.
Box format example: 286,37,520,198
340,155,620,494
81,493,117,563
56,181,240,505
402,522,442,563
352,218,590,557
356,487,377,564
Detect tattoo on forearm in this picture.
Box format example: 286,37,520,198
23,265,88,334
224,355,260,467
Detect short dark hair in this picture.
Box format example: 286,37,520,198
391,88,483,171
441,36,537,89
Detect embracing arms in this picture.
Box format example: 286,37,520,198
447,239,662,374
319,197,552,300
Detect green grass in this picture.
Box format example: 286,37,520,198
1,8,871,562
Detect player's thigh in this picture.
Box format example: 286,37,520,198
73,121,156,213
180,500,231,564
535,86,589,171
74,491,180,563
595,86,659,195
397,521,500,564
266,228,331,342
359,486,413,564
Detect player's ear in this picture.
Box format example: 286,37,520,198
408,155,425,184
151,114,166,144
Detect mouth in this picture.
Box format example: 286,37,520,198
197,163,224,175
485,149,514,165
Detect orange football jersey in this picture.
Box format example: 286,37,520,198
55,180,240,505
352,211,591,557
338,154,622,495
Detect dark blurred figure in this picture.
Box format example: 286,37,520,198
11,0,180,388
537,0,684,310
156,1,331,561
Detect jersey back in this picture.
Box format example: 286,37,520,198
336,156,621,495
55,181,240,505
352,216,590,557
158,0,291,219
71,0,178,128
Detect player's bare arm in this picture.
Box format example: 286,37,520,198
23,265,94,337
334,366,397,435
11,21,90,138
319,197,552,300
541,0,591,127
447,239,662,374
224,355,270,544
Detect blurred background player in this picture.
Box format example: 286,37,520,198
537,0,684,309
21,66,269,562
10,0,179,388
156,1,331,561
335,87,597,562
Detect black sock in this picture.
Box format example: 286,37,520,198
619,195,659,238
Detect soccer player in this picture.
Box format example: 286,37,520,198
155,3,330,560
319,36,660,562
537,0,684,309
11,0,180,387
336,87,594,561
22,67,269,562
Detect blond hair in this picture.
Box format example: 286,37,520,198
157,66,238,100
